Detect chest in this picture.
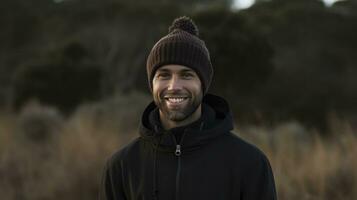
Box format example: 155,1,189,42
122,145,243,200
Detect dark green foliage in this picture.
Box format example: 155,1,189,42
13,42,103,113
194,9,274,96
1,0,357,129
235,0,357,129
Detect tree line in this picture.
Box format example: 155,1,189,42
0,0,356,129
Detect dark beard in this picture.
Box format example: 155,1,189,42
154,90,202,122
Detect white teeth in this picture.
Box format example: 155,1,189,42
166,97,186,103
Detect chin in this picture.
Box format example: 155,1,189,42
167,112,188,122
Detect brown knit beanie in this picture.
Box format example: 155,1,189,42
146,16,213,94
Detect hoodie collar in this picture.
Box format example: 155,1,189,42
139,94,234,152
148,102,216,142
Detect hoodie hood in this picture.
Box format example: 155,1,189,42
139,94,234,154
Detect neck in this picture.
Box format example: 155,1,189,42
160,105,202,130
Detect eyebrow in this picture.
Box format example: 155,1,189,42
157,68,170,72
180,69,195,73
157,68,194,73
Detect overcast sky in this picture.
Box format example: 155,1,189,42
233,0,342,9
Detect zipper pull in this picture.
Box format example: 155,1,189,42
175,144,181,156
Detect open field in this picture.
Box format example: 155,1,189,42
0,95,356,200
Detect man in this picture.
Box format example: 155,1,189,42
100,16,277,200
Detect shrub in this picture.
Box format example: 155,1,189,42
12,42,103,113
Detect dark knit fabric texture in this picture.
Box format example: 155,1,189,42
146,16,213,94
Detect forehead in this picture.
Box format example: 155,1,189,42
157,64,195,73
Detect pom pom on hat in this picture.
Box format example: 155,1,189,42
168,16,199,36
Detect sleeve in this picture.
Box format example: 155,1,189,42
241,154,277,200
98,158,127,200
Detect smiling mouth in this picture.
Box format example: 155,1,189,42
164,97,189,104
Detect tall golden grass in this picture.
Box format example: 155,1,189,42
237,120,357,200
0,94,356,200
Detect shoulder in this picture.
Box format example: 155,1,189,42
221,132,271,167
106,137,142,168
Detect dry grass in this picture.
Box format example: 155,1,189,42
237,121,357,200
0,95,356,200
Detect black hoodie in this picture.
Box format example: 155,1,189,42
100,94,277,200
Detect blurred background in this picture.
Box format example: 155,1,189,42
0,0,356,199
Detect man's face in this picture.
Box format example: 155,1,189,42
152,64,203,122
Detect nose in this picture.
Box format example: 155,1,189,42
167,75,183,91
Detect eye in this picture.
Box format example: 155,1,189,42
156,72,170,79
182,72,194,79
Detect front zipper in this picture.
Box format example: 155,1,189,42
175,144,181,156
172,132,186,200
175,147,181,200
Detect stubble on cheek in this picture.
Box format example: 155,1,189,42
156,90,201,122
